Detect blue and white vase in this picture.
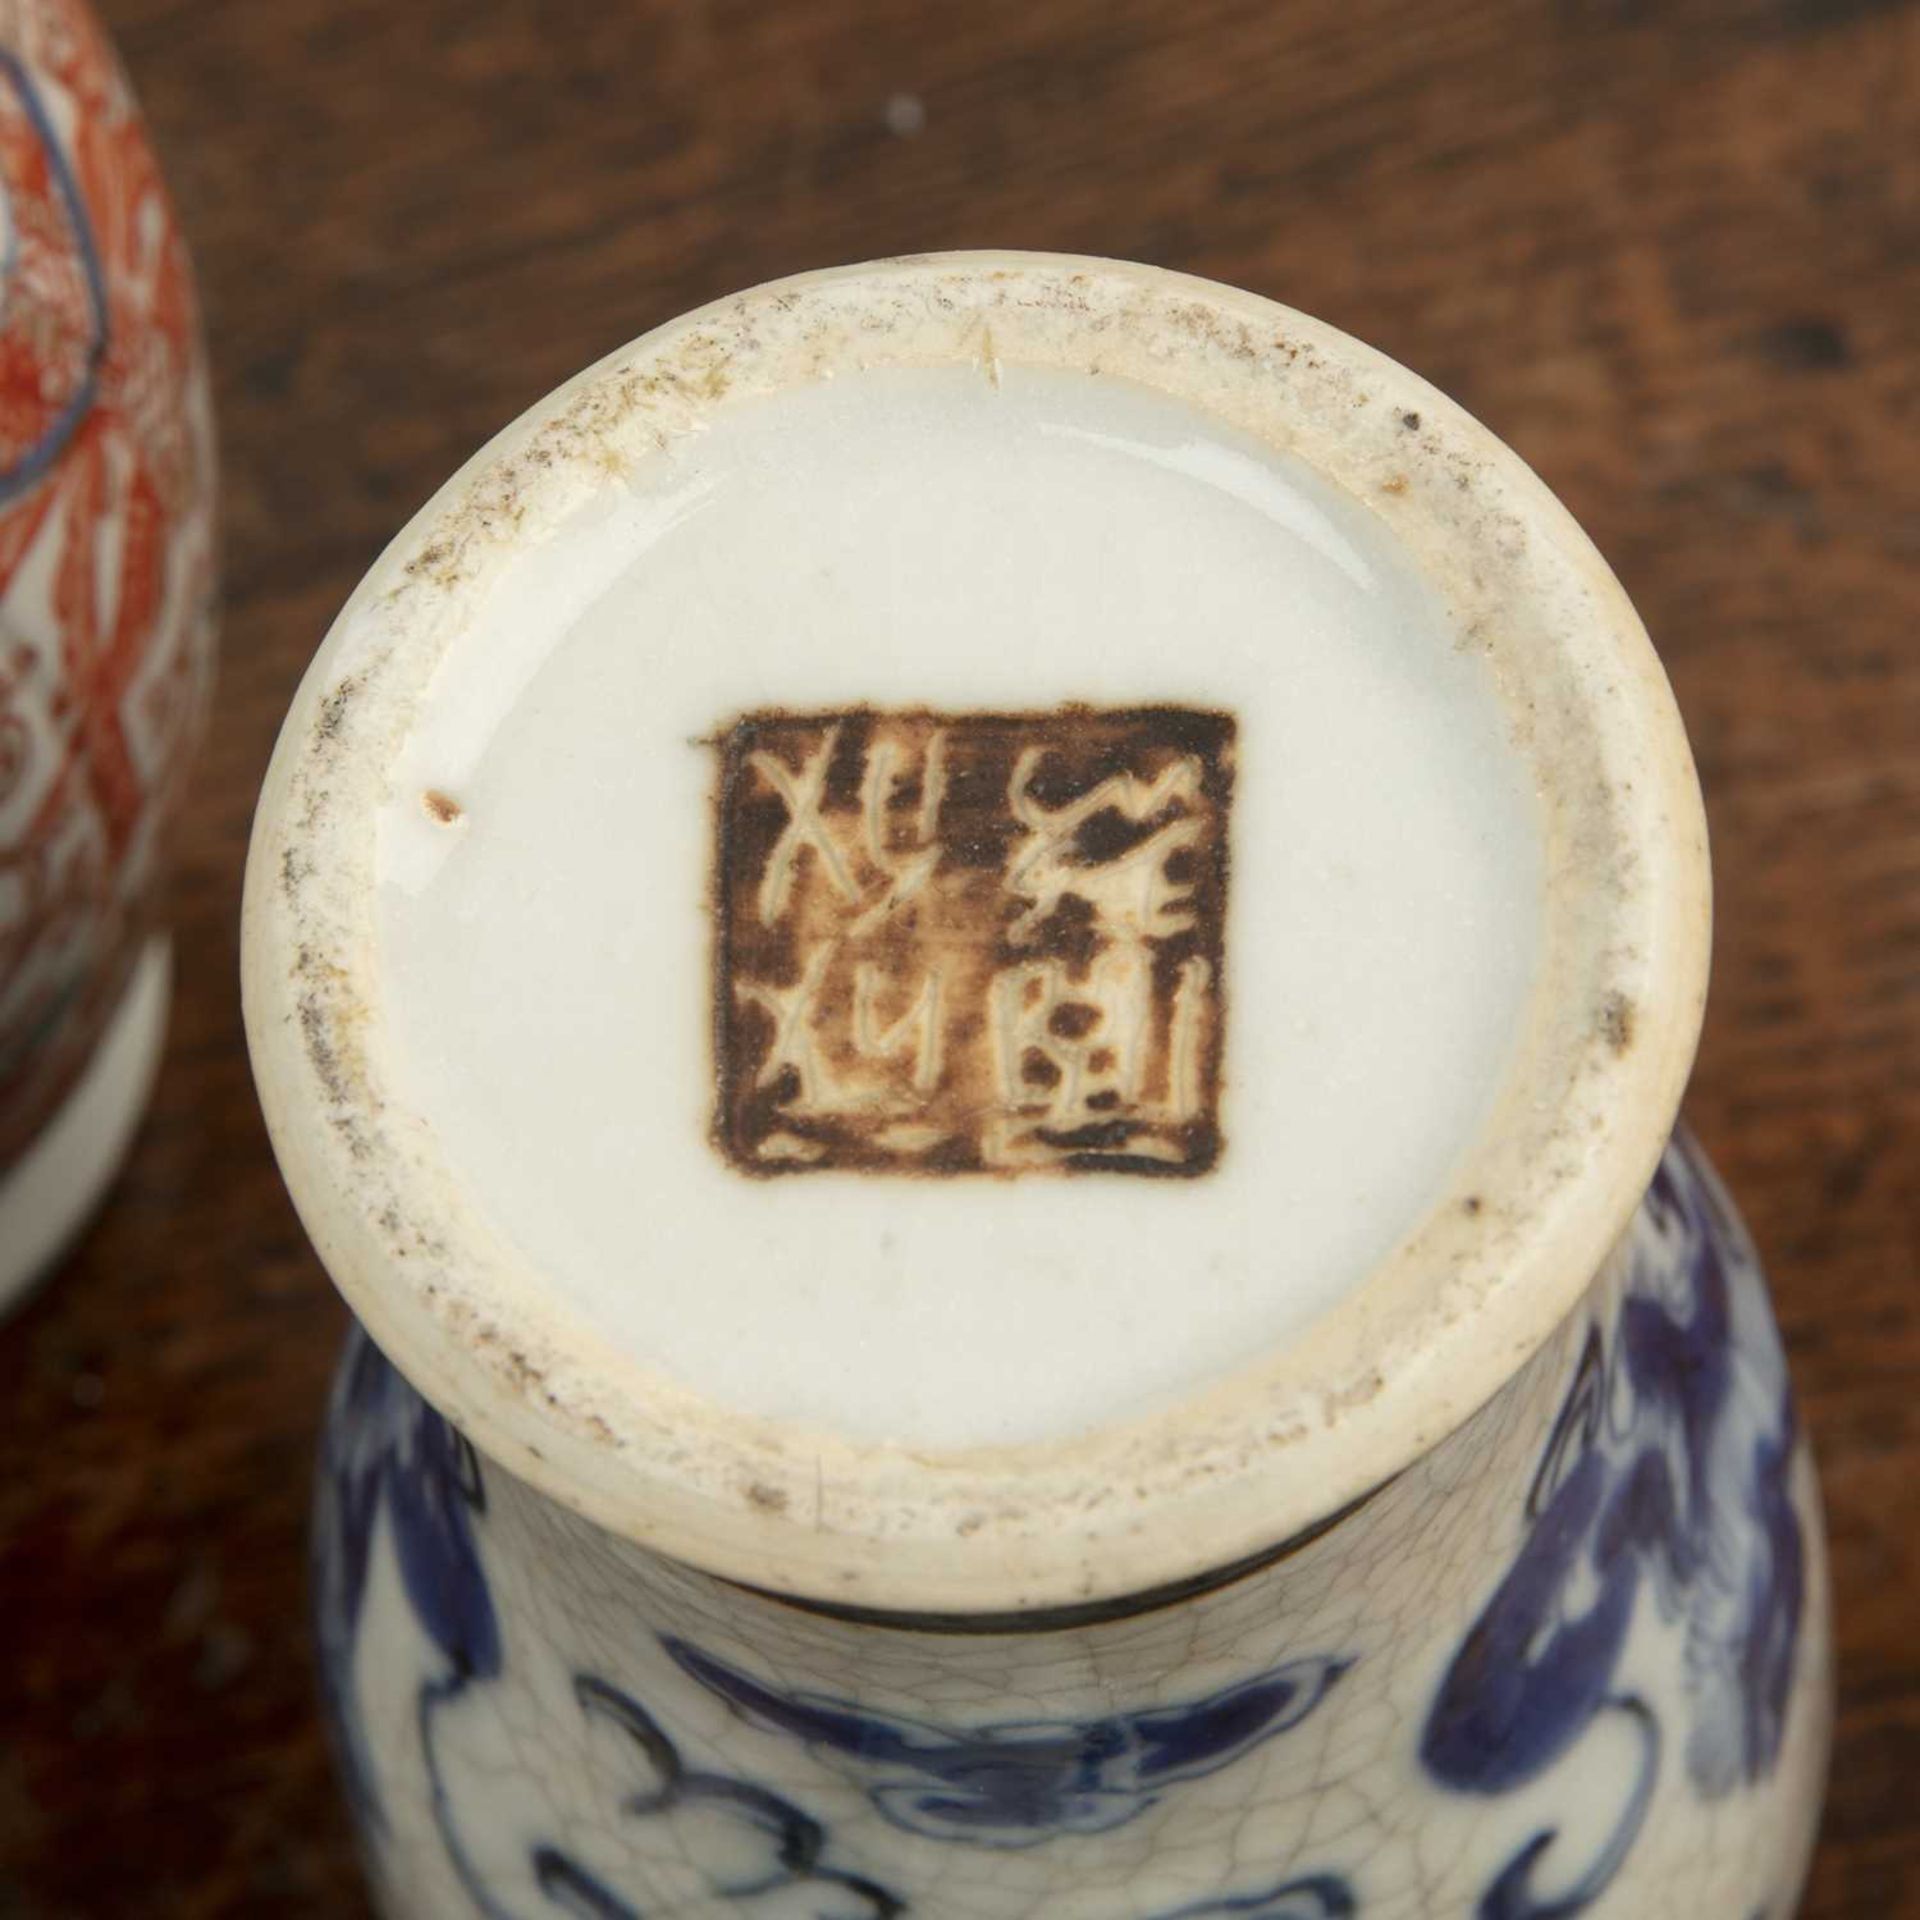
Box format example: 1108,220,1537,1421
241,257,1833,1920
311,1131,1829,1919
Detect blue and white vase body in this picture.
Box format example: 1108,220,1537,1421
313,1131,1831,1920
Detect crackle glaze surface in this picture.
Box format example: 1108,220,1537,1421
0,0,215,1178
314,1134,1831,1919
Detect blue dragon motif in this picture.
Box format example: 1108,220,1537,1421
521,1674,905,1920
664,1634,1352,1849
316,1332,1360,1912
1146,1874,1357,1918
1420,1132,1806,1919
312,1325,502,1835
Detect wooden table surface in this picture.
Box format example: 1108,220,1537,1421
2,0,1914,1912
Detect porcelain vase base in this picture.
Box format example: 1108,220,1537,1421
0,937,171,1318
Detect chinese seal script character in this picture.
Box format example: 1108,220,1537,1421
711,707,1234,1176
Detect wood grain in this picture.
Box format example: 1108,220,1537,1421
0,0,1913,1910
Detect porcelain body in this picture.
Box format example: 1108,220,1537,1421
0,0,215,1309
245,254,1723,1612
315,1132,1831,1920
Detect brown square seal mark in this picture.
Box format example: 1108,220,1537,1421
711,706,1234,1176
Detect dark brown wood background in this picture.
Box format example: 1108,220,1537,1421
1,0,1913,1912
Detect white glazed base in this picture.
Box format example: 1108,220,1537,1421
0,937,171,1318
248,255,1719,1615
